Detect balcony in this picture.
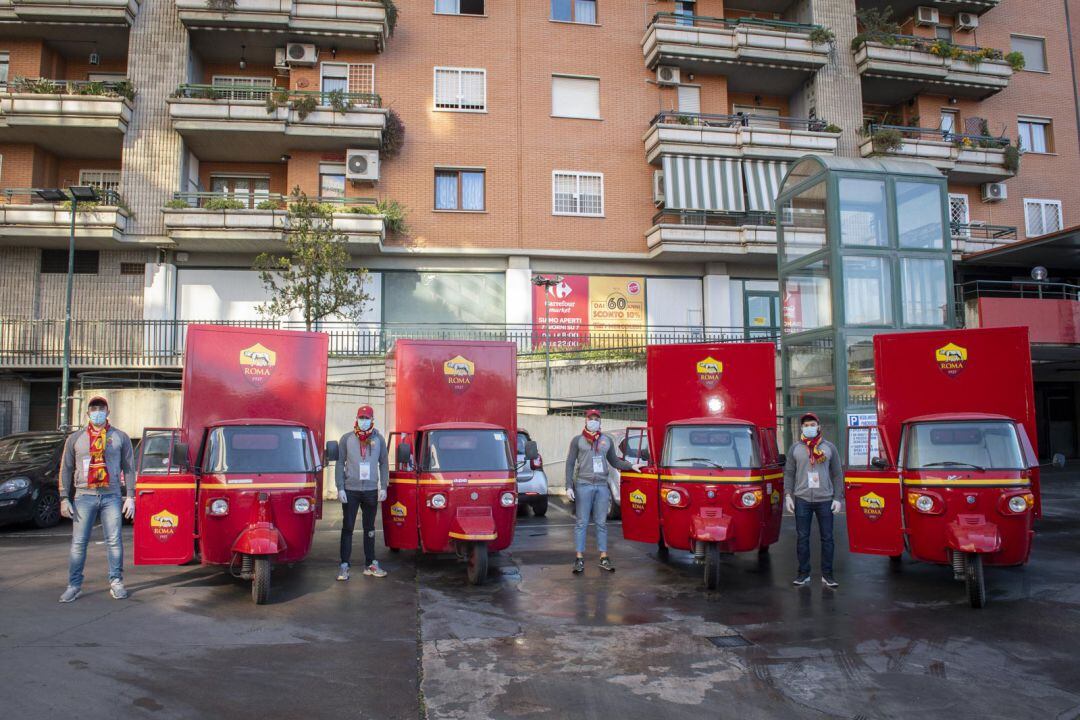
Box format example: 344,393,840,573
168,85,385,161
0,79,133,157
175,0,388,51
855,35,1013,102
959,280,1080,344
857,0,1000,17
642,13,830,94
644,112,839,164
858,124,1018,183
646,209,783,262
951,223,1017,255
0,189,129,249
0,0,139,24
162,192,385,251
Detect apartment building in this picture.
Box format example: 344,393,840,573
0,0,1076,432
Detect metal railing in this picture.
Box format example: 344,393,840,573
652,209,776,227
168,191,377,210
857,33,987,54
951,223,1016,242
650,12,822,36
0,320,776,368
0,187,124,206
865,123,1011,149
173,84,381,109
957,280,1080,303
2,77,134,100
652,111,830,132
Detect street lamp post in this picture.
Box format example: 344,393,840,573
530,274,563,411
37,186,100,430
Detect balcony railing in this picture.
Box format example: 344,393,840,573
172,84,380,109
951,223,1016,242
865,123,1010,149
957,280,1080,303
652,209,776,227
1,187,124,205
0,320,775,367
169,191,376,210
652,111,830,132
649,12,822,36
2,77,134,100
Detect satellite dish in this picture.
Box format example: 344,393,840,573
1031,266,1048,281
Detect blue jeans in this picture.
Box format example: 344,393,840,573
795,498,834,576
69,493,124,588
574,482,610,554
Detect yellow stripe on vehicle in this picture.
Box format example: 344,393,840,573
905,478,1029,487
418,479,515,486
448,532,498,541
763,472,784,481
660,475,764,483
845,477,902,484
202,482,318,490
137,483,197,490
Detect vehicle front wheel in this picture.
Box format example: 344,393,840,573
32,491,61,529
704,542,722,590
252,556,272,605
466,543,488,586
531,496,548,517
965,553,986,609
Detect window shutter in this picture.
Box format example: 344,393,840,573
551,76,600,119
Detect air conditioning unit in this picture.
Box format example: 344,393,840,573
653,169,665,205
274,48,289,72
981,182,1007,202
915,6,939,26
285,43,318,66
955,12,979,30
346,149,380,182
656,66,681,86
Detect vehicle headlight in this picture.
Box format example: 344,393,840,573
1008,495,1028,513
293,497,312,513
500,491,516,507
915,495,934,513
209,498,229,516
0,476,30,494
430,493,447,509
741,491,761,508
664,489,682,506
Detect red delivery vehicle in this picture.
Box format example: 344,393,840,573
620,342,785,589
844,326,1062,608
383,340,535,585
133,325,330,604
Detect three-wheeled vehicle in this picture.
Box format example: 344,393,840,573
844,326,1059,608
383,340,534,585
620,342,785,589
134,325,330,604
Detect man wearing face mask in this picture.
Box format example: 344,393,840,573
335,405,388,581
58,397,136,603
566,409,643,574
784,412,844,589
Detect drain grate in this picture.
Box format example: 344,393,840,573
707,634,753,648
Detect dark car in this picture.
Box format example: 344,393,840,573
0,431,68,529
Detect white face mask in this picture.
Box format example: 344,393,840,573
585,419,600,433
357,418,373,432
802,425,819,439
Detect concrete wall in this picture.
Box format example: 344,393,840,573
518,358,645,406
71,388,181,437
517,412,633,495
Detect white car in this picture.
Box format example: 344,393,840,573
570,428,650,521
516,430,548,516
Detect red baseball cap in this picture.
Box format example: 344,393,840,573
585,408,601,419
356,405,374,419
799,412,819,424
88,396,109,408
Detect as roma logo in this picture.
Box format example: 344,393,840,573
629,489,647,513
390,501,407,525
935,342,967,377
859,492,885,521
696,356,723,389
239,343,277,386
150,509,179,542
443,355,475,393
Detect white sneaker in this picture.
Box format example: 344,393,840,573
363,561,387,578
109,579,128,599
59,586,82,603
337,563,350,581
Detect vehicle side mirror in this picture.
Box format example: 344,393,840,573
777,453,787,466
396,441,413,467
524,440,539,461
172,442,189,469
870,456,889,470
1052,452,1066,469
325,440,339,463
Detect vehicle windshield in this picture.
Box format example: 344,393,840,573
423,430,512,472
202,426,314,474
904,421,1025,471
663,425,759,469
0,436,63,463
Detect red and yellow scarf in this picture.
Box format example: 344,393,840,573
582,427,600,452
353,420,374,459
801,433,826,466
86,422,111,488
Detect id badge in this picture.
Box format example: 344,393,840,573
592,456,605,474
807,471,820,489
82,458,90,477
357,464,371,481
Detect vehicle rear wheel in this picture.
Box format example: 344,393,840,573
965,553,986,609
466,543,488,586
704,542,721,590
252,556,271,605
32,491,61,529
531,496,548,517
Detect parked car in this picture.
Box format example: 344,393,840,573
516,429,548,517
570,428,650,521
0,431,69,529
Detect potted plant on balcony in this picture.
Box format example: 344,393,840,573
351,199,409,235
382,107,406,159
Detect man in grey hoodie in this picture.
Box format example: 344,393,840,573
784,412,844,589
336,405,388,581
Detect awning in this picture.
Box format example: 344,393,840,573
962,222,1080,269
662,156,745,212
743,159,788,212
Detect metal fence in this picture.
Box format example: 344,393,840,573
173,84,381,109
652,208,776,227
0,187,125,206
650,12,821,35
168,191,377,210
865,123,1011,149
652,110,830,133
0,320,777,368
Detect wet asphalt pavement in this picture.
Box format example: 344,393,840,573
2,469,1079,720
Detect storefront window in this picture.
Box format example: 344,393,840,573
779,181,827,262
383,272,505,325
785,337,835,408
901,258,949,326
782,260,831,333
897,181,945,249
839,178,887,247
842,256,892,325
845,335,876,405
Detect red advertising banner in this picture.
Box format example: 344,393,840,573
532,275,590,349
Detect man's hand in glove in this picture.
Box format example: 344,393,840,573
122,497,135,520
784,494,795,514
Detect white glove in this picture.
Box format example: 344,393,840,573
831,500,842,514
378,488,387,503
340,492,349,504
631,462,645,473
784,494,794,514
566,486,575,502
123,497,135,520
60,498,74,519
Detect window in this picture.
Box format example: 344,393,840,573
1024,198,1063,237
782,260,831,333
674,1,694,25
209,176,270,208
0,52,8,88
211,75,273,101
734,105,781,128
935,25,952,41
423,430,511,472
662,425,760,470
1010,35,1047,72
843,256,892,326
552,171,603,216
677,85,700,114
202,426,314,474
435,168,485,211
904,421,1024,470
940,109,958,137
897,181,945,249
551,0,596,24
319,163,345,199
78,169,121,194
435,0,484,14
120,263,144,276
949,193,970,232
41,250,99,274
434,67,486,111
839,178,887,247
901,257,948,326
551,75,599,119
321,62,375,100
1018,117,1052,153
